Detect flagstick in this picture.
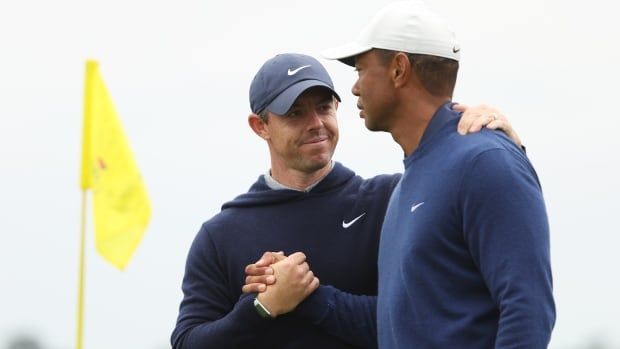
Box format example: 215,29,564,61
76,190,87,349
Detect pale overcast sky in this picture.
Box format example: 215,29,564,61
1,0,619,348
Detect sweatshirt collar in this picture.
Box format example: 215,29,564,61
263,161,334,192
221,161,355,209
404,102,458,167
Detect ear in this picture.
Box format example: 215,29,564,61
248,113,270,140
392,52,411,88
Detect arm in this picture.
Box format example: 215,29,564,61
243,253,378,349
454,103,523,149
294,285,378,349
171,227,271,349
461,149,555,348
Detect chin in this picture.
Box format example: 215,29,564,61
302,154,332,172
364,120,384,132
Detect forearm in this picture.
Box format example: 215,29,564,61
172,294,270,349
294,285,378,349
492,216,555,348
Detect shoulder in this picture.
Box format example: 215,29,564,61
443,128,527,165
189,208,240,251
454,132,542,196
330,162,400,195
360,173,402,194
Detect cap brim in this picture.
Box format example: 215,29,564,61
266,80,341,115
321,42,373,67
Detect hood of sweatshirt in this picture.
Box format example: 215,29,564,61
221,162,355,209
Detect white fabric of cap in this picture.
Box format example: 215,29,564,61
322,1,460,64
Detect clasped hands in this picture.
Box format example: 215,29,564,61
243,251,319,318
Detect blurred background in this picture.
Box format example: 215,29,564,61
1,0,619,348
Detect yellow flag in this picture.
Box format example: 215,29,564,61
80,60,151,270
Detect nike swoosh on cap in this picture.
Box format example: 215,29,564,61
287,65,311,76
342,212,366,228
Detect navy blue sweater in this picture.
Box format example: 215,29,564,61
378,104,555,348
171,163,400,349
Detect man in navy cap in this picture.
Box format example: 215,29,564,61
171,52,522,349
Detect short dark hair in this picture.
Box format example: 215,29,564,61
377,49,459,98
258,109,270,123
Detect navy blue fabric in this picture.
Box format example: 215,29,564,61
171,162,400,349
377,103,555,348
249,53,341,114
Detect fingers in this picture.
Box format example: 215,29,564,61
254,251,285,268
485,119,503,130
271,253,313,286
457,112,522,147
245,274,275,286
242,272,276,294
245,264,273,277
309,276,320,293
456,103,493,135
458,111,503,135
242,282,266,294
245,251,287,277
286,252,307,265
486,119,522,147
467,113,500,134
273,258,310,279
300,270,318,289
451,102,468,112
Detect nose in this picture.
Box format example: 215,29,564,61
351,79,360,97
307,109,324,130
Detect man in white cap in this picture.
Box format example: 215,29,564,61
319,1,555,348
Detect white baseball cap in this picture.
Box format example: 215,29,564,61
322,1,460,66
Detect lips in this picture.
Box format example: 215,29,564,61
304,135,329,144
357,102,364,118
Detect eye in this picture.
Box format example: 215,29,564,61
286,109,302,118
318,103,333,113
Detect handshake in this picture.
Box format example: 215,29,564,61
242,252,320,318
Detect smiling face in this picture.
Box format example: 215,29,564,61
262,86,339,175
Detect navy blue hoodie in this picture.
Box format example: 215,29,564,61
171,162,400,349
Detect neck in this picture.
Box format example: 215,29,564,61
269,161,332,190
390,95,450,157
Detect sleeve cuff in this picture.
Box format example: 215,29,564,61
294,285,335,324
232,293,275,327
